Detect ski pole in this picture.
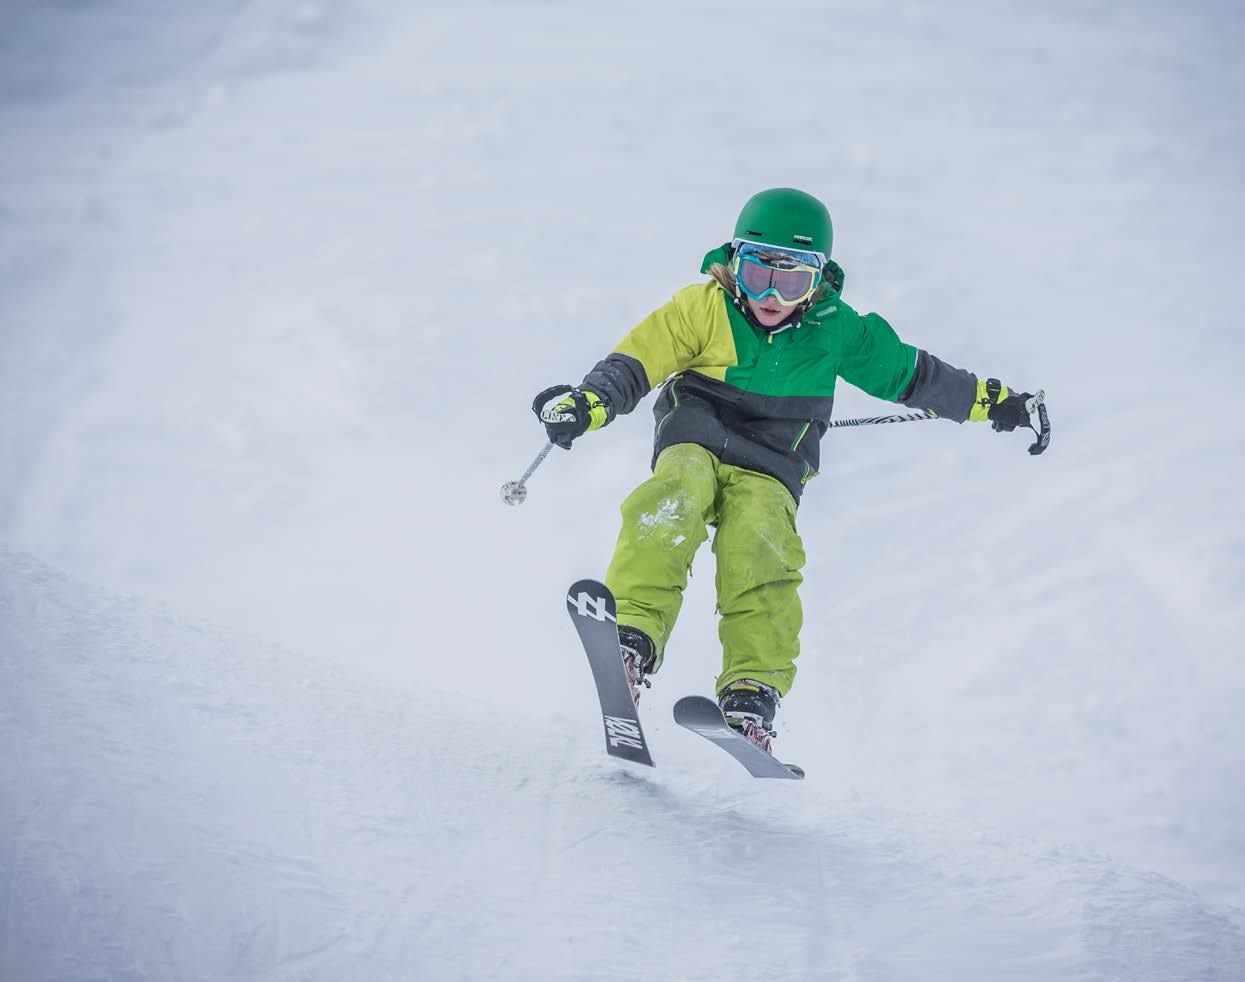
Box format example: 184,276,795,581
830,391,1051,455
500,441,555,506
828,409,939,428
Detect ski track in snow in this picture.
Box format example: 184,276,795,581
2,549,1242,981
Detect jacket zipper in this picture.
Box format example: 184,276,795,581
789,421,812,451
756,328,787,390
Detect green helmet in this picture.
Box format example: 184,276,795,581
733,187,833,259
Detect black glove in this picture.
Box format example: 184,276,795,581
971,378,1033,432
971,378,1051,454
989,393,1035,433
532,385,609,449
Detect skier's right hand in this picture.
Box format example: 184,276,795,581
532,385,610,449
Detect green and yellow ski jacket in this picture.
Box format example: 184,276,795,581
581,254,981,503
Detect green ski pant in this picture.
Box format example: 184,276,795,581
605,443,805,697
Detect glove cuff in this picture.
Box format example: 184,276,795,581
582,389,611,431
969,378,1010,423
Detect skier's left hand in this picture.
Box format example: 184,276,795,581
970,378,1033,432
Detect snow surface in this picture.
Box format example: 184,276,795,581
4,549,1242,980
3,0,1244,979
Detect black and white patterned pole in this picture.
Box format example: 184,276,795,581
828,409,940,429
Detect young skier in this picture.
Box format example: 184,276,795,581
534,188,1043,754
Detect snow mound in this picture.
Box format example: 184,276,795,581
2,548,1241,981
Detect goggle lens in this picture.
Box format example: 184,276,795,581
736,255,819,304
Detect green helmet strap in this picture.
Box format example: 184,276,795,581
823,259,845,294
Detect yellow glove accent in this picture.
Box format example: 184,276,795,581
552,389,610,431
969,378,1010,423
583,390,609,431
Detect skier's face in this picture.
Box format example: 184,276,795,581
745,293,793,328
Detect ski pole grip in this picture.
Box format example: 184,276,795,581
1026,391,1051,456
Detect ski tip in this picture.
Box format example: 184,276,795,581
566,579,617,622
672,694,721,724
567,577,610,595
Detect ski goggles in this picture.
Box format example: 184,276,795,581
730,240,824,306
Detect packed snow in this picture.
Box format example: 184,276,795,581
3,1,1243,979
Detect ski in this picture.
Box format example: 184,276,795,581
566,579,654,767
673,695,804,780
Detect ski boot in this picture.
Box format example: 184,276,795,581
717,679,780,754
618,625,656,706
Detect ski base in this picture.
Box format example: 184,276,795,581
566,579,653,767
673,696,804,780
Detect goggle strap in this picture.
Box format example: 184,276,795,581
731,237,827,269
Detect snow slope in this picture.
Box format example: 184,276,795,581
3,548,1242,981
3,0,1245,977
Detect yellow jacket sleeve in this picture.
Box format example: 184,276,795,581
613,288,709,388
579,283,730,418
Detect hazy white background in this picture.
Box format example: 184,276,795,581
3,1,1243,978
